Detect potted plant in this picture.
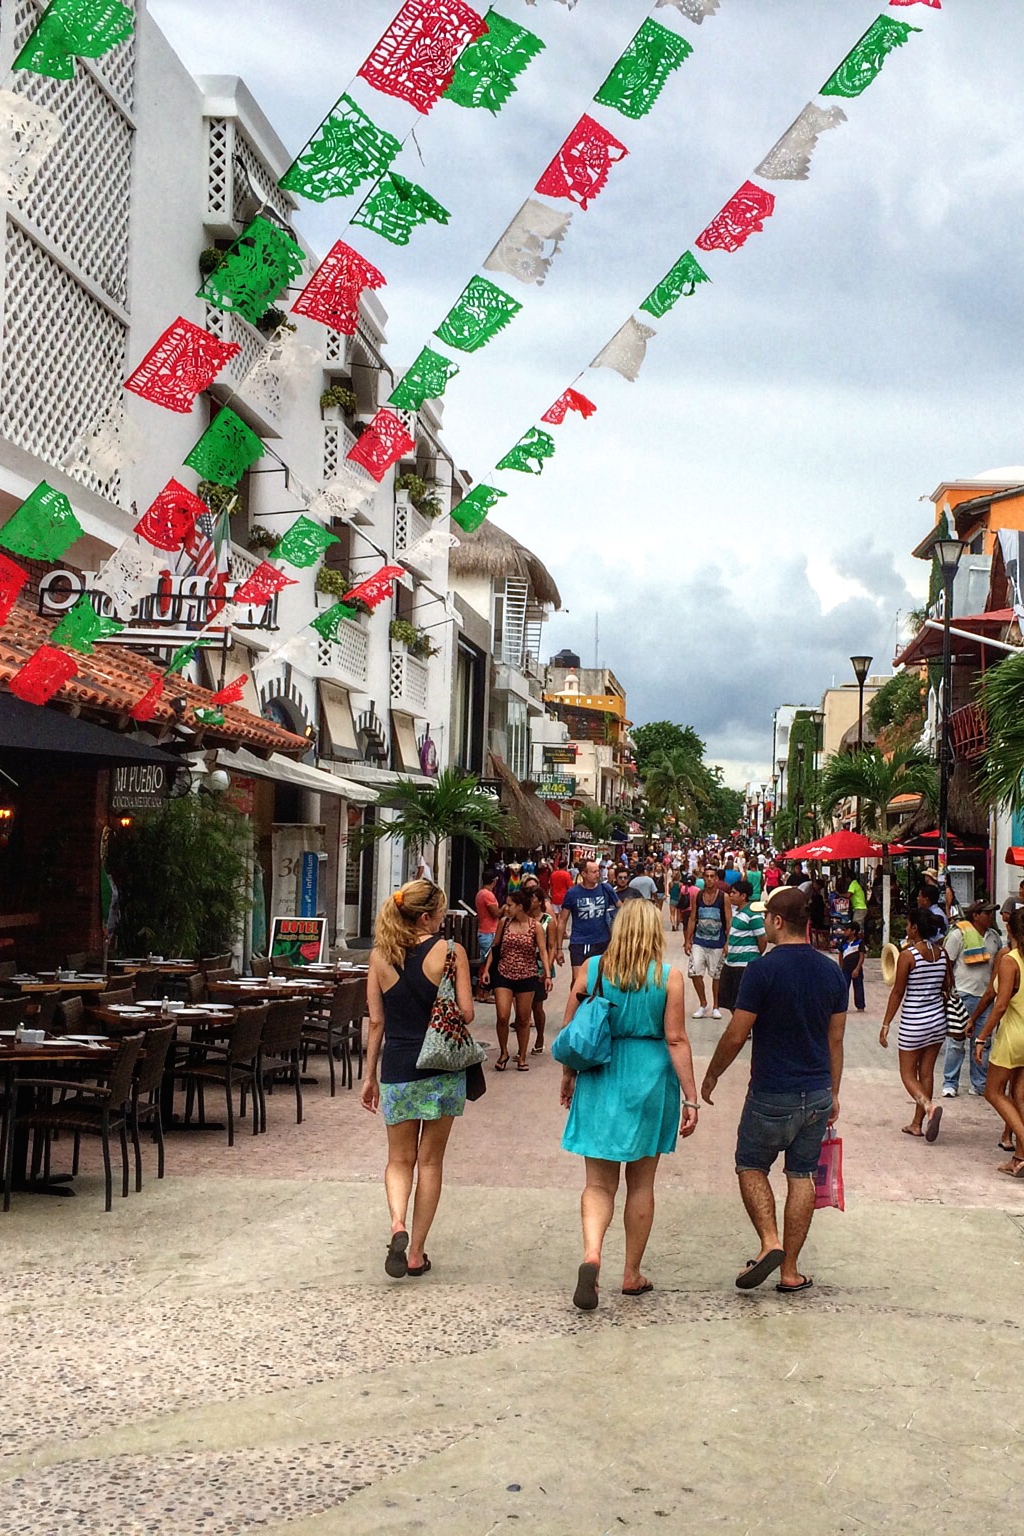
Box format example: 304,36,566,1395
197,481,239,520
320,384,359,422
256,307,296,337
389,618,439,660
394,472,444,520
315,565,372,616
199,246,227,279
247,525,280,554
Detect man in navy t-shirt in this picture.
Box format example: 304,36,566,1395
555,857,620,983
701,885,847,1296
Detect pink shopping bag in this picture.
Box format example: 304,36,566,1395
814,1127,844,1211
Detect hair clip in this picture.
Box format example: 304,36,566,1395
393,889,405,907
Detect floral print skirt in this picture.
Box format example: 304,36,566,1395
381,1072,466,1126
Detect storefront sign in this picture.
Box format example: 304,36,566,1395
268,915,327,965
543,746,577,765
38,568,280,634
477,778,503,799
300,851,320,918
536,775,576,800
109,762,171,813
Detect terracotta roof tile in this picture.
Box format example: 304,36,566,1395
0,604,308,755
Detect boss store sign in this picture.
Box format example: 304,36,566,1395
110,763,171,813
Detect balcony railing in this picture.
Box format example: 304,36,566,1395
316,616,369,690
390,648,429,715
949,703,987,761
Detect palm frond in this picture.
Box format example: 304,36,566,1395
818,748,937,841
979,654,1024,812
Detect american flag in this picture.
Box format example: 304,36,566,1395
178,501,231,581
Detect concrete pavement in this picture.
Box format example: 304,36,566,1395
1,925,1021,1534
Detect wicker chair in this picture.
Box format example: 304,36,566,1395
301,977,365,1095
99,985,136,1007
203,967,237,985
0,996,25,1029
3,1034,144,1211
257,999,305,1130
177,1005,266,1145
52,996,85,1035
200,953,232,974
128,1021,176,1192
185,972,207,1005
250,955,270,979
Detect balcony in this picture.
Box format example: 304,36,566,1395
390,647,429,716
316,615,369,692
394,494,435,577
204,307,282,433
949,702,987,761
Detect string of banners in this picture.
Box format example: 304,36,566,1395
0,0,941,710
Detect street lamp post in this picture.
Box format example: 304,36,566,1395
934,538,966,886
795,740,806,844
850,655,873,832
809,709,825,837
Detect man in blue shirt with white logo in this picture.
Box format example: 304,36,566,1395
555,857,620,985
701,886,847,1296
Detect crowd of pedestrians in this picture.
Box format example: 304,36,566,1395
359,840,1024,1303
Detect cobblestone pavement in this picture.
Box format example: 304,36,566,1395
2,927,1021,1534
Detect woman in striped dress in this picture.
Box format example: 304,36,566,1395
880,908,948,1141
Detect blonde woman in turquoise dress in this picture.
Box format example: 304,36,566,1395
559,898,700,1310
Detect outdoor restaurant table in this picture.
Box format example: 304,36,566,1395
0,1034,119,1198
87,1003,237,1129
275,962,369,980
206,979,335,1003
9,974,109,996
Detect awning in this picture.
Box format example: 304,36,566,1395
209,746,377,804
0,692,179,764
319,683,358,756
391,711,421,773
895,609,1016,667
1005,847,1024,868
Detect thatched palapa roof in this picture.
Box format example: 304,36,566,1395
488,754,566,848
449,520,561,609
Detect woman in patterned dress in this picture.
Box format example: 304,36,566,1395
879,908,948,1142
362,879,475,1279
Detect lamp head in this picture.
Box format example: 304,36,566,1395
934,538,966,580
850,655,873,685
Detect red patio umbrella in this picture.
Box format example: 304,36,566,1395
783,830,890,861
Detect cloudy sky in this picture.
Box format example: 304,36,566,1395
149,0,1024,784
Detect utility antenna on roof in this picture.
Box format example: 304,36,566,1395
594,611,599,670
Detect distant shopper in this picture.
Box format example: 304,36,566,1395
549,861,574,913
848,873,868,931
942,900,1001,1097
523,879,556,1054
474,868,501,965
480,888,552,1071
718,881,767,1013
685,866,731,1020
556,858,621,983
363,879,475,1281
701,886,847,1295
629,870,658,902
974,907,1024,1176
879,908,947,1140
839,918,866,1012
560,899,699,1310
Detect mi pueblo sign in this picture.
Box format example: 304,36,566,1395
110,762,171,812
38,568,280,640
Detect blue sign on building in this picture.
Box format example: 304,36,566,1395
300,851,319,918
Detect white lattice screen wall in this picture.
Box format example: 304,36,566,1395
1,0,136,496
1,224,127,495
205,118,293,226
317,618,369,685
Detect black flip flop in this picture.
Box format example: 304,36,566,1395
385,1231,409,1278
622,1281,654,1296
735,1249,785,1290
925,1105,943,1142
408,1256,431,1276
776,1277,814,1294
573,1261,599,1311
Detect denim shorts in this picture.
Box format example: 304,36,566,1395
735,1088,833,1178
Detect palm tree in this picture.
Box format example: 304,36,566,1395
352,769,509,887
818,747,939,946
643,748,708,829
574,804,616,844
979,653,1024,813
